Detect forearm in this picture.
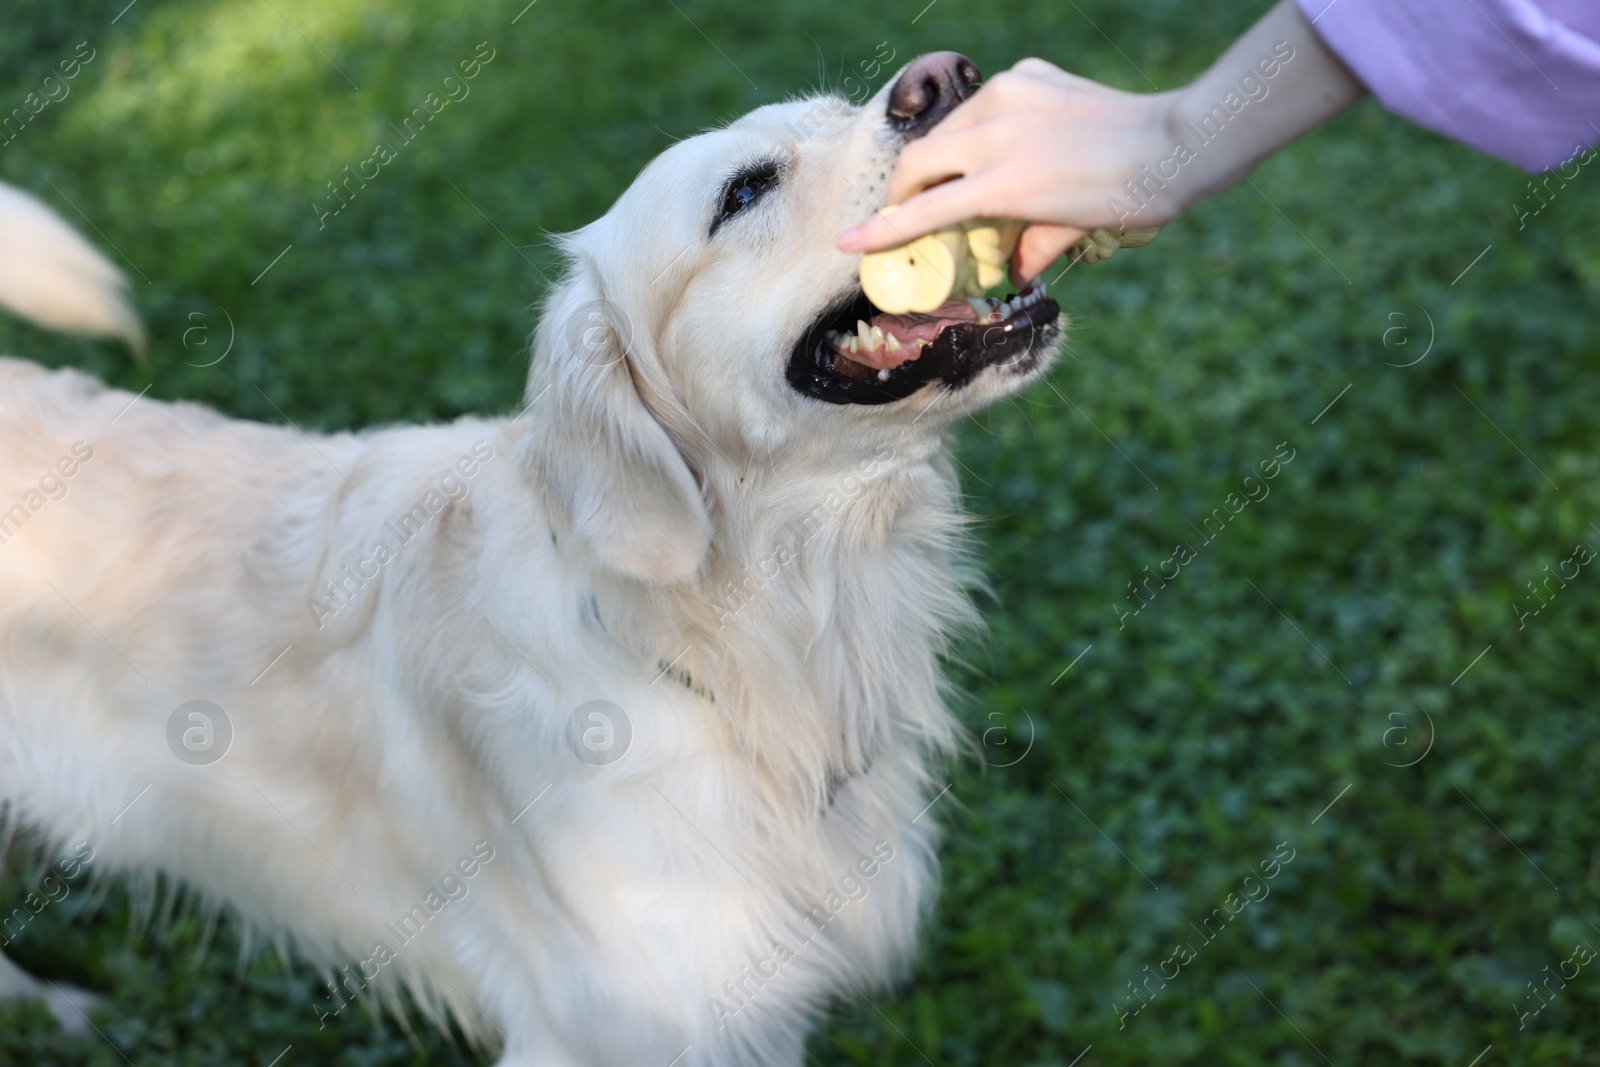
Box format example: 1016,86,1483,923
1162,0,1367,208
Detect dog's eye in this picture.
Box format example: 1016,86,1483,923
713,162,781,234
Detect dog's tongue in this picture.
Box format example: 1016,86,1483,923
850,299,977,371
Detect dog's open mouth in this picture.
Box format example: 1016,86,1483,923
786,283,1060,405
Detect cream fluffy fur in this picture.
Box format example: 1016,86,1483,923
0,66,1061,1065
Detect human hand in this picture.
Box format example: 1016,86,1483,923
837,2,1368,287
837,58,1186,286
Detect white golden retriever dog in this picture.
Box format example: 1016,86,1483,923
0,52,1061,1065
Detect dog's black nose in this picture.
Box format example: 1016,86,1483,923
887,52,981,135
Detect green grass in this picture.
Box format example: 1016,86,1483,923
3,0,1600,1063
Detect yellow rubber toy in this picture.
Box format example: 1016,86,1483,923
1066,226,1160,265
858,207,1159,314
857,218,971,316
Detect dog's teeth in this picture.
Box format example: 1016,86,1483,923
868,325,886,350
966,297,989,319
856,320,873,349
877,368,890,381
885,333,902,352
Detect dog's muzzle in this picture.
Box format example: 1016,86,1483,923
786,52,1061,406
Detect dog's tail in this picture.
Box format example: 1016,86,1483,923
0,181,144,357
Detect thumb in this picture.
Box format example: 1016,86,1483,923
1009,223,1085,288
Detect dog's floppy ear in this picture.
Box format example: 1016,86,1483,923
521,261,711,584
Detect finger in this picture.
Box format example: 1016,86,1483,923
1009,223,1084,288
904,73,1006,138
1009,56,1117,96
881,126,992,206
1008,57,1058,77
836,174,994,253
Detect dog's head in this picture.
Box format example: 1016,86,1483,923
523,53,1062,583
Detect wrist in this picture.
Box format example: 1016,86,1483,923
1149,90,1210,216
1156,1,1366,210
1096,90,1206,229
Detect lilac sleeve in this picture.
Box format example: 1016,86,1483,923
1297,0,1600,172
